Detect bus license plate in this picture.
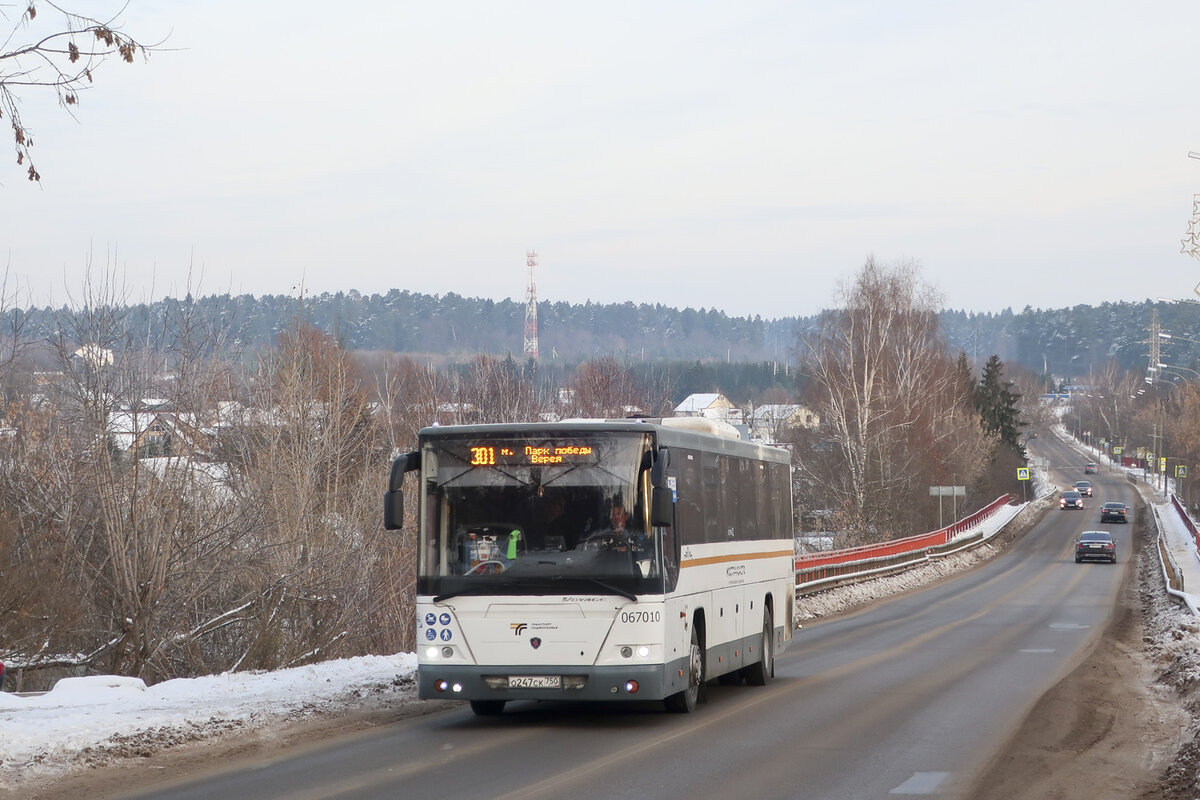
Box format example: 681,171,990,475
508,675,560,689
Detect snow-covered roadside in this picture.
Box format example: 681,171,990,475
0,654,418,793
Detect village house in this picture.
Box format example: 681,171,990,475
748,403,820,444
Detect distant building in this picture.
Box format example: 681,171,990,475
434,402,480,426
71,345,114,369
673,393,742,425
748,404,820,443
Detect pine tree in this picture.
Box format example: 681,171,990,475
975,355,1025,452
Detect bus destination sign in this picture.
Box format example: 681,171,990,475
469,443,596,466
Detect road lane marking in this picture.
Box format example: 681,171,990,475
890,772,950,794
1020,648,1056,653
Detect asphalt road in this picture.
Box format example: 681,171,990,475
122,435,1131,800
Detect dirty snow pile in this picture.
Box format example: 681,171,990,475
0,653,418,792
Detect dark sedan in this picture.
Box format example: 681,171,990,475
1074,530,1117,563
1073,480,1094,497
1060,490,1085,510
1099,501,1129,523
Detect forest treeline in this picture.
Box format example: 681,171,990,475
2,288,1190,379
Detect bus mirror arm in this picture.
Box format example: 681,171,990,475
383,451,421,531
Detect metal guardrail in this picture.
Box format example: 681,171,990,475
1152,501,1199,615
1171,493,1200,551
794,495,1012,594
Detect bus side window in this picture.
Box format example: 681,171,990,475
703,452,721,544
678,450,703,547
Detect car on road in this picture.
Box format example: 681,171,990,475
1084,463,1098,474
1073,480,1094,497
1074,530,1117,563
1099,501,1129,523
1060,490,1085,510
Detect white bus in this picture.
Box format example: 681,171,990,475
384,417,795,714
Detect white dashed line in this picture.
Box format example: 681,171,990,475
890,772,951,794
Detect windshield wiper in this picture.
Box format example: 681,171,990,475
573,577,637,601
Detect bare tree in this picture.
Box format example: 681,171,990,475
799,258,987,538
1,3,153,181
222,322,405,670
1077,361,1142,449
450,354,545,423
568,356,643,418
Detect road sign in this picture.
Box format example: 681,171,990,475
1161,457,1168,473
1016,467,1030,481
1178,465,1189,478
1113,446,1123,455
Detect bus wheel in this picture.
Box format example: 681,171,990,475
665,625,704,713
743,611,774,686
470,700,506,716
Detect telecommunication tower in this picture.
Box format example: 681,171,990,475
523,250,539,359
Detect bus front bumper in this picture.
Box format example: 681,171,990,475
418,660,687,703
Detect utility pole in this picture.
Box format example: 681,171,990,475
1149,309,1163,383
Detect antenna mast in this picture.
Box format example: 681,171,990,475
523,250,539,359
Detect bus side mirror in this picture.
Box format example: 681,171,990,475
650,486,674,527
384,491,404,531
650,447,670,487
383,451,421,531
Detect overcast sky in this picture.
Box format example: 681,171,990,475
3,1,1199,319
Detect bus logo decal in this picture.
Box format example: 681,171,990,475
511,623,528,635
530,637,542,649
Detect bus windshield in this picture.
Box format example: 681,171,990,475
417,431,663,597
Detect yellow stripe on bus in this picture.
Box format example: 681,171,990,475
680,549,795,568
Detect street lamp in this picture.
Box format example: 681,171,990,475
1159,331,1200,346
1158,363,1200,381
